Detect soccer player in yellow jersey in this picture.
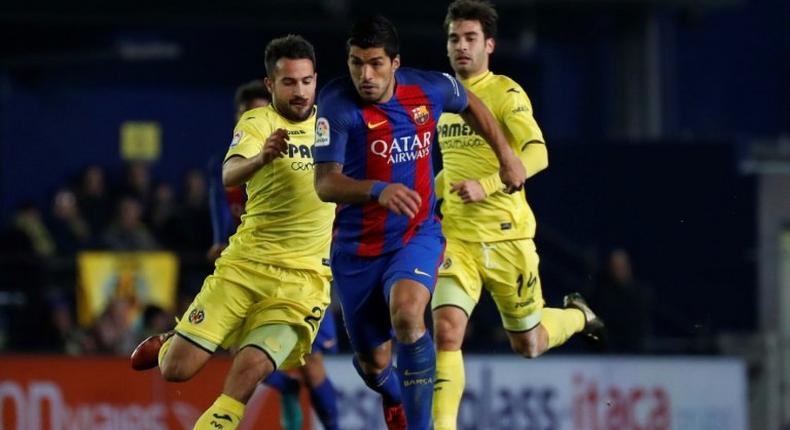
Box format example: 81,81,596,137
431,2,604,429
132,35,333,430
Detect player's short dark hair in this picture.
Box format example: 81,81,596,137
444,0,498,39
234,80,271,107
347,15,400,59
264,34,317,78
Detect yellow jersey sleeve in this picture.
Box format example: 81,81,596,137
225,109,274,161
479,84,548,196
497,86,544,148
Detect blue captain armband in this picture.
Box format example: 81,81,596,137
370,181,388,201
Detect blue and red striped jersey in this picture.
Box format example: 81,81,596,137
314,68,468,257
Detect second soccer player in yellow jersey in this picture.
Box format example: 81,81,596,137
431,2,605,429
132,35,333,430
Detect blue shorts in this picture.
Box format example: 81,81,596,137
312,310,339,354
331,232,445,354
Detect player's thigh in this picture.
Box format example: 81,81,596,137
483,239,545,332
330,250,393,356
160,333,213,378
174,259,260,352
383,232,446,300
432,239,482,317
237,266,331,371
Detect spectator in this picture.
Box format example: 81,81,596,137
149,182,179,247
12,204,55,258
173,169,212,252
49,189,91,255
101,197,159,251
591,248,653,353
92,297,136,354
76,165,112,236
136,304,174,341
117,161,153,218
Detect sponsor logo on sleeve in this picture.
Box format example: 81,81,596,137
229,131,243,148
315,117,330,147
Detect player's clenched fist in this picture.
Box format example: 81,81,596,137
499,153,526,194
258,128,289,166
378,183,422,219
450,180,486,203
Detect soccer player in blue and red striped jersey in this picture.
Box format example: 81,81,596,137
313,15,526,430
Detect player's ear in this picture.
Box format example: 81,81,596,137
486,37,495,55
392,55,401,71
264,76,274,94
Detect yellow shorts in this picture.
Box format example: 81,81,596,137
431,238,544,332
175,255,330,370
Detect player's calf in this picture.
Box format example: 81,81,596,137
223,346,276,403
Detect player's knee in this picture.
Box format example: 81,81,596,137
391,308,425,342
434,317,463,350
356,351,391,374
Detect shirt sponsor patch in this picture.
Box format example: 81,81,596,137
315,117,330,147
230,130,243,148
500,222,512,230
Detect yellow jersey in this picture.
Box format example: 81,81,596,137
437,71,545,242
223,105,334,275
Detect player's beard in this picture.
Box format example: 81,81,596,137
275,96,313,122
452,54,480,80
357,76,394,104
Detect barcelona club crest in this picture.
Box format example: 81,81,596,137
189,308,205,324
411,106,430,125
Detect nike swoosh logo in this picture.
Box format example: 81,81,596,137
413,268,431,277
212,413,232,422
367,120,388,129
403,368,433,376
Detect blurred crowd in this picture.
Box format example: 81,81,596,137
0,160,657,357
0,161,213,355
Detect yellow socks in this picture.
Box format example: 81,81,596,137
157,335,174,368
541,307,585,349
192,394,245,430
433,350,465,430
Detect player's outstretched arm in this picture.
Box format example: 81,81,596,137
222,128,289,187
459,91,526,193
314,162,422,218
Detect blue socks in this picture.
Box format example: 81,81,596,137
264,370,300,393
353,356,403,406
396,332,435,429
310,378,340,430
